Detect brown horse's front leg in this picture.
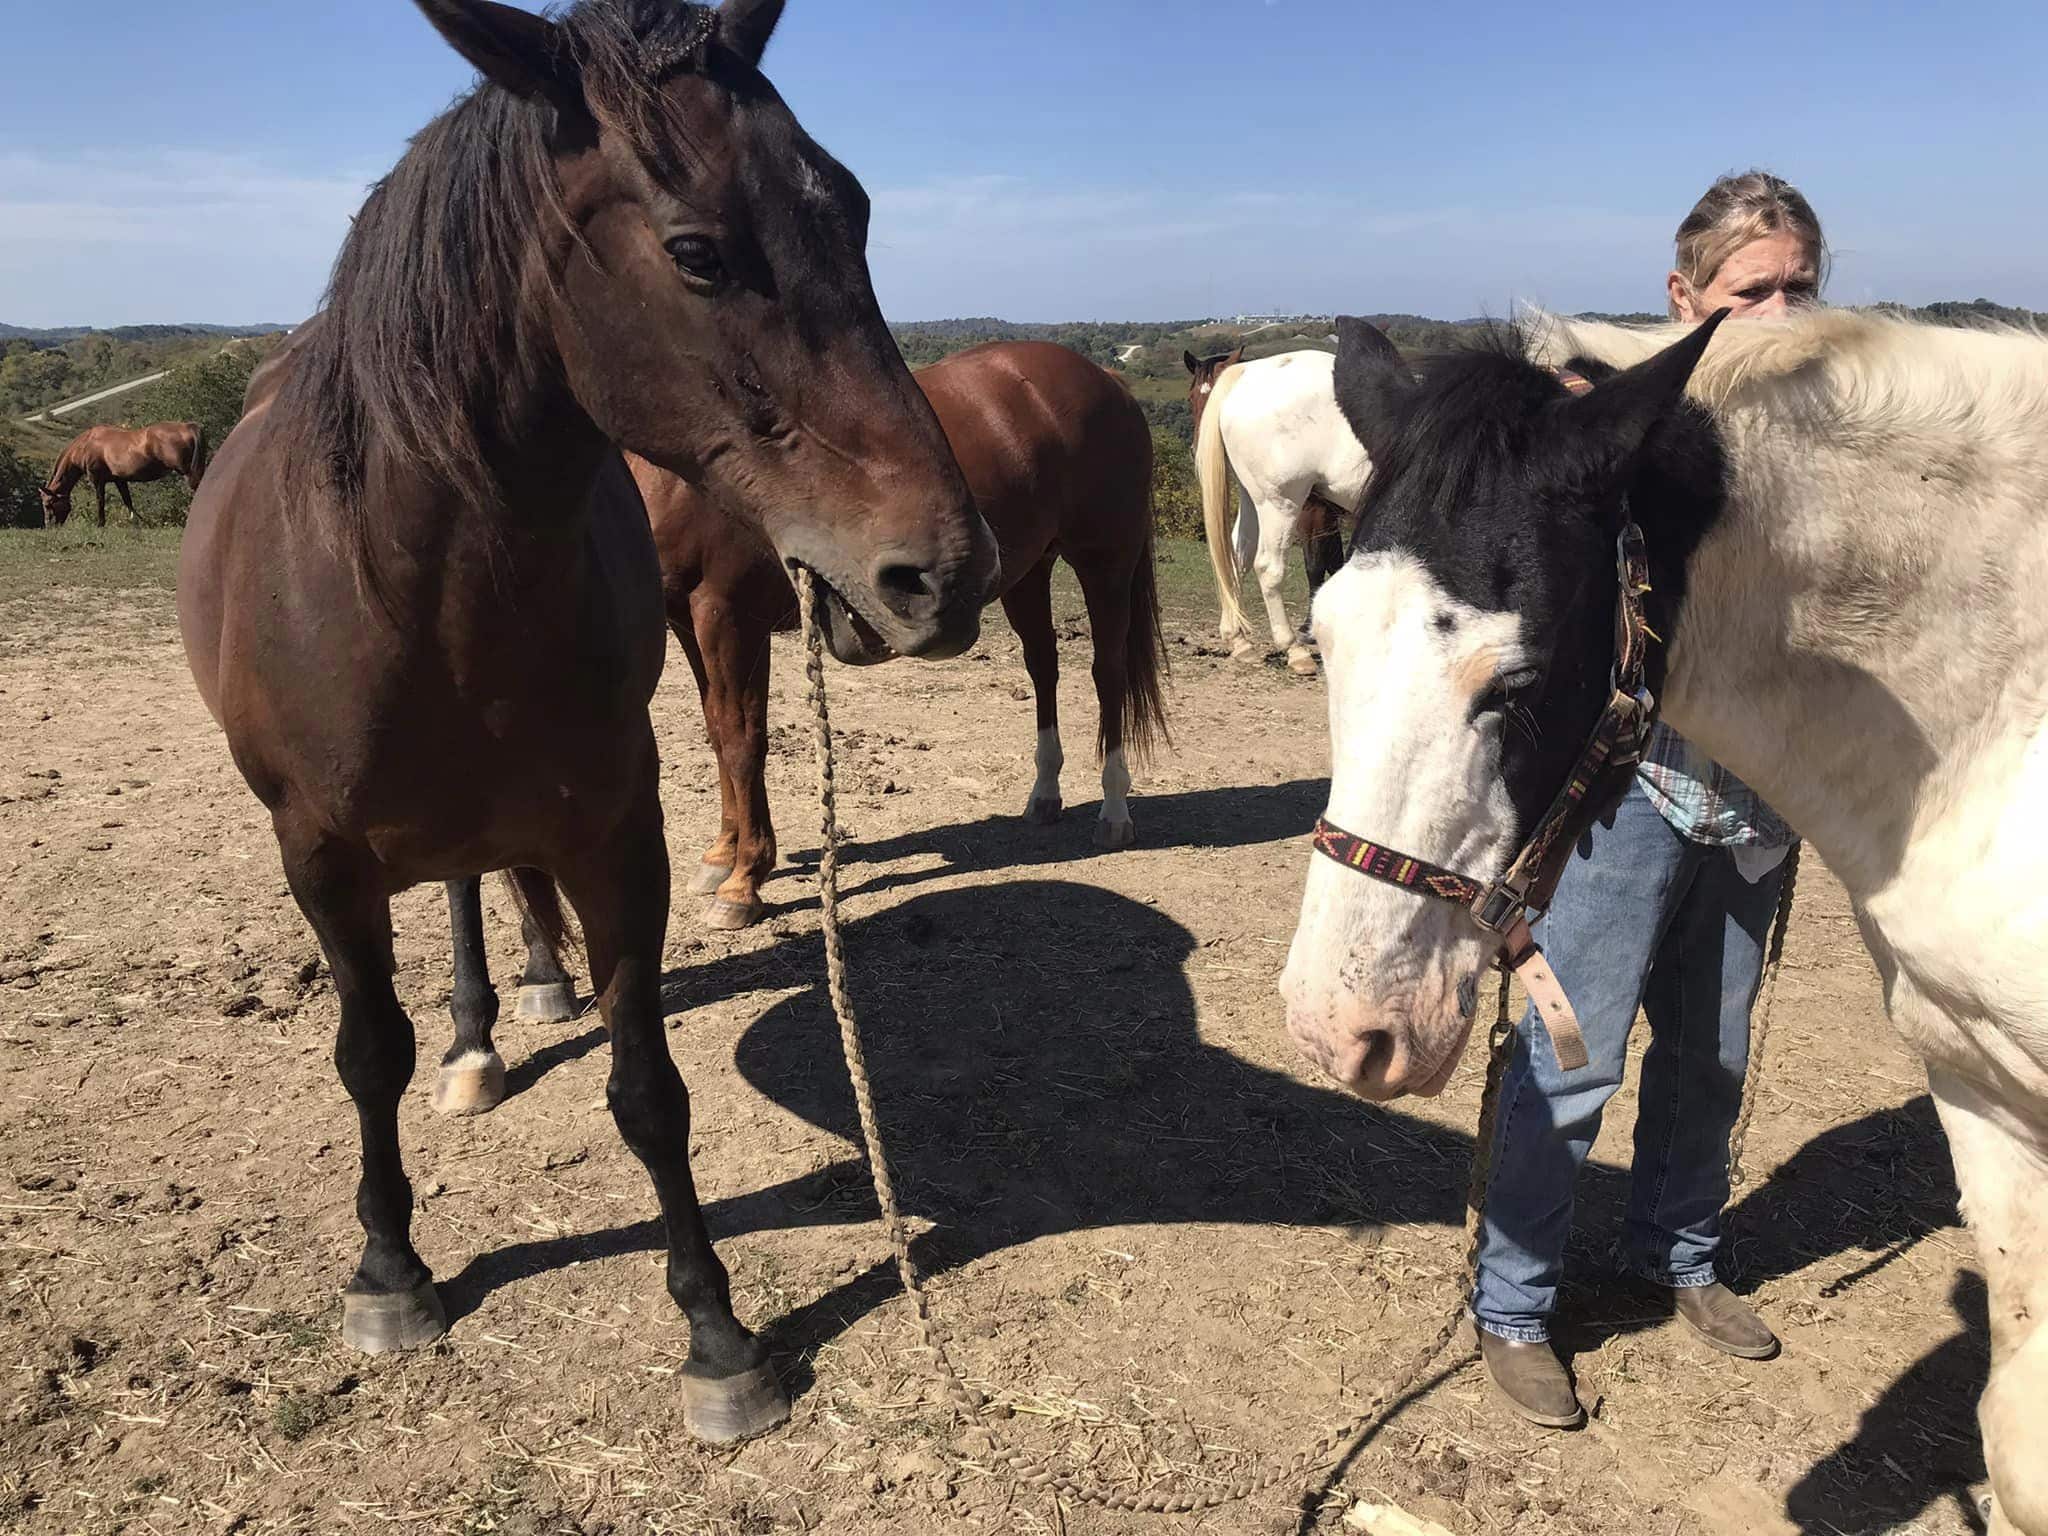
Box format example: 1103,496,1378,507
688,597,776,931
557,755,787,1444
93,475,109,529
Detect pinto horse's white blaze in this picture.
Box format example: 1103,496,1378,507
1280,552,1525,1100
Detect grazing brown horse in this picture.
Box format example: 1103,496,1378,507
41,421,206,526
177,0,995,1448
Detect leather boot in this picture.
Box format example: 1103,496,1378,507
1671,1283,1779,1360
1479,1330,1585,1428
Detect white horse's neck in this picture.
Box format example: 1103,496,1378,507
1660,362,2048,926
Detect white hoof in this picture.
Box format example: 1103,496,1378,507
1094,816,1137,852
431,1050,507,1117
687,861,734,897
514,982,578,1024
1286,645,1320,677
1229,636,1259,661
700,894,765,931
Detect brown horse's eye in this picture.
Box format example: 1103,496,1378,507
665,236,726,285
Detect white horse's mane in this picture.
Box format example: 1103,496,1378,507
1522,305,2048,441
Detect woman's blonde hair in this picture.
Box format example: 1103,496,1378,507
1671,171,1828,318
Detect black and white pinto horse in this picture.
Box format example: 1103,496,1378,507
1283,308,2048,1536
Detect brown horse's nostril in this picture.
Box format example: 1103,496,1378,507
870,558,944,622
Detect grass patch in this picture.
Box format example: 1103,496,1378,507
269,1393,328,1443
0,527,182,605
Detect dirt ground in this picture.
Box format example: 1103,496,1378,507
0,533,1989,1536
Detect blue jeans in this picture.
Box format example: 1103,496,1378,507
1471,779,1789,1344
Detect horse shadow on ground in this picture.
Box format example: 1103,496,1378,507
440,876,1982,1533
766,776,1328,917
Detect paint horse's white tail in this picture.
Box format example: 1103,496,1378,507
1197,362,1249,641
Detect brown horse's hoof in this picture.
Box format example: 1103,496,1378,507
1094,816,1137,852
514,982,579,1024
1025,794,1063,825
682,1361,790,1445
341,1281,447,1355
431,1050,507,1117
687,861,735,897
701,894,766,931
1286,645,1320,677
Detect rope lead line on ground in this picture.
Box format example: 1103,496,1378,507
795,567,1516,1515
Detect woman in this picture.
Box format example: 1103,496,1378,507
1472,171,1823,1428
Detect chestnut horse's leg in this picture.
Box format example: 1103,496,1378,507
114,480,138,527
514,887,579,1024
556,762,788,1443
688,597,776,931
281,832,445,1353
93,474,109,529
1300,497,1347,646
433,876,506,1117
674,609,738,899
1073,555,1138,851
1002,552,1064,825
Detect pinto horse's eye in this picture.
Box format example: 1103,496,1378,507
664,235,726,286
1473,668,1542,718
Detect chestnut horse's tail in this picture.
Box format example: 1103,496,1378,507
186,423,208,490
1196,362,1249,640
1115,522,1171,762
500,868,581,964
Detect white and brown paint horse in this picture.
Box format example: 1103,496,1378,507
1286,309,2048,1535
1187,346,1371,675
41,421,206,526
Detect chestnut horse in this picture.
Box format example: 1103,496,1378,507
41,421,206,526
432,341,1165,1110
177,0,994,1447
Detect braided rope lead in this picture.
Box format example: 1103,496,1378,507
1726,841,1802,1190
794,568,1515,1515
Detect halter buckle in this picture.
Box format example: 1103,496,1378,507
1472,878,1531,935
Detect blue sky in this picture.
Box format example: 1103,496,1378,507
3,0,2045,326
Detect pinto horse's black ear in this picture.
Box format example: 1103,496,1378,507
1333,315,1408,458
720,0,787,66
1566,308,1729,495
414,0,578,113
1184,351,1202,376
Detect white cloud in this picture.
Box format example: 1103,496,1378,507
0,148,371,326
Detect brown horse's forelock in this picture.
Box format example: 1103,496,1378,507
279,0,723,561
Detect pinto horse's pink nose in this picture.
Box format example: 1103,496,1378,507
1285,1006,1437,1102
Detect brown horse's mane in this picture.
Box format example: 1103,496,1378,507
279,0,724,541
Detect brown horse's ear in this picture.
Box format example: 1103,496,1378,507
1226,346,1244,367
720,0,787,67
414,0,578,113
1184,351,1202,376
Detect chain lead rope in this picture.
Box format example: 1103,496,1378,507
794,569,1523,1514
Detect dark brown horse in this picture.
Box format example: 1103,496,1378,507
41,421,206,526
177,0,995,1447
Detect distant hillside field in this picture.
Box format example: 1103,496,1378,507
5,301,2039,532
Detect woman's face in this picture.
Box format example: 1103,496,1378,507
1670,229,1821,321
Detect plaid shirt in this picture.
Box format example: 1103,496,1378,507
1636,722,1794,849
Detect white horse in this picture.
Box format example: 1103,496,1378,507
1187,347,1372,676
1286,308,2048,1535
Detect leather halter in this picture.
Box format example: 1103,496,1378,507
1312,497,1658,1074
